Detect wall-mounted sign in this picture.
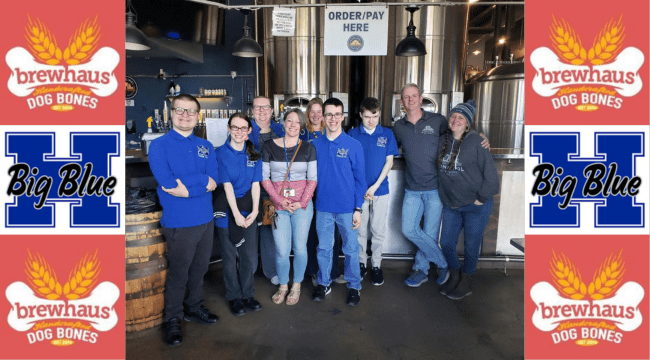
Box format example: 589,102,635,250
272,7,296,36
324,6,388,56
125,76,137,99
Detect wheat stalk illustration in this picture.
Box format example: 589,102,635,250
550,15,587,65
25,250,63,300
550,250,588,300
24,15,100,66
587,249,625,300
587,15,625,65
62,16,101,65
62,250,101,300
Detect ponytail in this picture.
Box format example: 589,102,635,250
246,139,261,161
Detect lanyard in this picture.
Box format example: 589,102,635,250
283,138,300,182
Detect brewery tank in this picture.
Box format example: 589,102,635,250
471,62,525,150
388,0,469,121
260,0,349,119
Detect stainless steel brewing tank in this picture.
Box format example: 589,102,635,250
260,0,349,120
392,0,468,118
472,62,525,150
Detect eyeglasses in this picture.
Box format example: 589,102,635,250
253,105,272,111
173,107,198,115
229,125,249,132
324,112,344,120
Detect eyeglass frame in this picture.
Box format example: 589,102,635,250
323,112,345,120
252,105,272,111
172,107,199,116
229,125,250,132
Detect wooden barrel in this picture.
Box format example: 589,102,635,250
125,211,167,332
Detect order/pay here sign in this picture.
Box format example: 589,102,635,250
324,6,388,56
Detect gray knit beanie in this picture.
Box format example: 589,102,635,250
450,100,477,126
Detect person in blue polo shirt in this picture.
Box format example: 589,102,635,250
148,94,220,347
216,112,264,316
348,97,399,286
311,97,367,306
251,96,283,286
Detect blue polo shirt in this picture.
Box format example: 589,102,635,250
312,132,366,213
347,125,399,197
217,139,262,198
148,128,219,228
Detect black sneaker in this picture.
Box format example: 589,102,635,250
312,284,331,301
370,267,384,286
183,306,219,324
243,297,262,312
359,263,367,278
346,289,360,306
163,317,183,347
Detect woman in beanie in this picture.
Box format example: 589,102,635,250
436,100,499,300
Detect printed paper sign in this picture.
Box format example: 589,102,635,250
272,8,296,37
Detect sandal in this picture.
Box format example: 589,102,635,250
272,286,288,304
286,285,301,306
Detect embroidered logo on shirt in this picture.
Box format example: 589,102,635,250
197,145,209,158
377,137,387,147
421,126,435,135
336,148,349,158
247,158,257,167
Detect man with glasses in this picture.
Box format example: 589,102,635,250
392,84,489,289
311,97,366,306
250,96,284,285
149,94,220,347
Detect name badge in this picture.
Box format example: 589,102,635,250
283,188,296,197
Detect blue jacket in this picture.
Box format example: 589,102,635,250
216,140,262,198
250,119,285,152
347,125,399,197
312,132,367,213
148,128,219,228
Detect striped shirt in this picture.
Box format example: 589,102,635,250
261,139,317,210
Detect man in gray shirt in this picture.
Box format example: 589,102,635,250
392,83,489,288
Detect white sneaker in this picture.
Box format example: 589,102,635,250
270,275,279,285
332,274,347,284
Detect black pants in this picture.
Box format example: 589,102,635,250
162,221,214,321
218,223,258,301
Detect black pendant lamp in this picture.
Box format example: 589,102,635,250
232,9,263,58
125,0,150,51
395,6,426,57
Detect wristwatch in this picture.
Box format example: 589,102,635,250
354,207,363,214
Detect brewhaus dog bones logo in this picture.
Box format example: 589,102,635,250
5,250,119,346
530,15,644,111
5,16,119,111
530,250,644,346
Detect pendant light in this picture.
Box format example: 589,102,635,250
232,9,263,58
125,0,150,51
395,6,426,57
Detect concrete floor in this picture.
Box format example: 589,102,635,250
126,260,524,360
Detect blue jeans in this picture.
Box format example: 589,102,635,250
401,189,447,274
440,199,493,274
272,201,313,285
316,211,362,290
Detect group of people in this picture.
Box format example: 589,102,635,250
148,83,499,347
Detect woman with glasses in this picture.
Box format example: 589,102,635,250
436,101,499,300
215,112,264,316
261,109,317,305
300,98,325,142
